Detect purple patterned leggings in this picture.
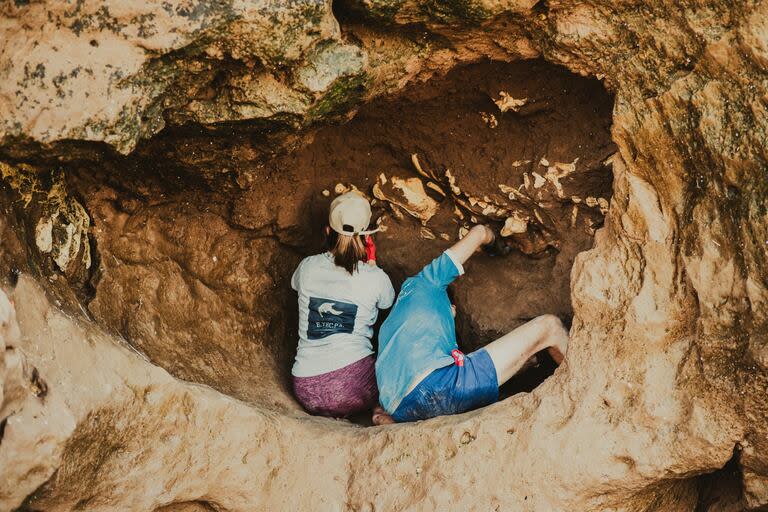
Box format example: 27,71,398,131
292,355,378,417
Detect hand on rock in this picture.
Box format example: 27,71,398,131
480,225,496,245
469,225,495,249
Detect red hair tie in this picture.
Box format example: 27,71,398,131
364,235,377,263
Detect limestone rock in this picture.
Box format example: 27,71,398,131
1,1,767,511
0,0,355,154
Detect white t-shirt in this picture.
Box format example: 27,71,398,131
291,253,395,377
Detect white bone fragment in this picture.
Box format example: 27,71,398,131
445,169,461,195
554,158,578,175
480,112,498,128
426,181,446,197
376,216,389,232
373,176,439,223
411,154,426,178
532,172,547,189
494,91,528,112
411,153,439,181
539,157,550,167
500,214,528,236
321,189,330,197
545,167,565,197
35,218,53,253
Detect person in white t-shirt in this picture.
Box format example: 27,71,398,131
291,191,395,424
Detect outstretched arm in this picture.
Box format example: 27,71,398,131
448,225,494,265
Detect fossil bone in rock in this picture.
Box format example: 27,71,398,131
373,175,439,224
500,213,529,236
494,91,528,113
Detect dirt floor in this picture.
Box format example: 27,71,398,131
60,58,615,416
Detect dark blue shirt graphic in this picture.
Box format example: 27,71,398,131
307,297,358,340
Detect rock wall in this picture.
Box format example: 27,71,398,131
1,1,767,511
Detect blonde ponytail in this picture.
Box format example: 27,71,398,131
325,230,367,274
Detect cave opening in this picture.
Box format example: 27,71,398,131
48,58,616,425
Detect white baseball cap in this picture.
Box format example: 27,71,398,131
329,191,378,236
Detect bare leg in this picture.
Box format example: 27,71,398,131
483,314,569,385
448,225,495,265
448,228,569,383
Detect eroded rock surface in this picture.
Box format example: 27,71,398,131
0,0,367,155
1,1,767,511
45,60,610,413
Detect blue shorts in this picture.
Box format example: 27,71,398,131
391,348,499,422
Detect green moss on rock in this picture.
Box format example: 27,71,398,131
307,73,369,121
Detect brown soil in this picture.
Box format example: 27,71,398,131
61,58,615,416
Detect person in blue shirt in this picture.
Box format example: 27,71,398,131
376,225,569,422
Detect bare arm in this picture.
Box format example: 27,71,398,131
448,225,494,265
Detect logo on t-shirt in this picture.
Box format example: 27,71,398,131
307,297,357,340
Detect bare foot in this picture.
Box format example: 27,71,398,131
372,406,395,425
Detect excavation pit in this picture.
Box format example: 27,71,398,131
52,58,617,425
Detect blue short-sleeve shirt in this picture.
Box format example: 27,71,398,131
376,250,464,413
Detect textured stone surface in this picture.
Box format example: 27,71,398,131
0,0,356,154
47,60,611,415
1,1,767,511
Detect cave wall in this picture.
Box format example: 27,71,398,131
0,57,615,427
1,1,767,511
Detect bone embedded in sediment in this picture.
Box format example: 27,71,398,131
494,91,528,113
372,175,439,224
500,213,529,236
